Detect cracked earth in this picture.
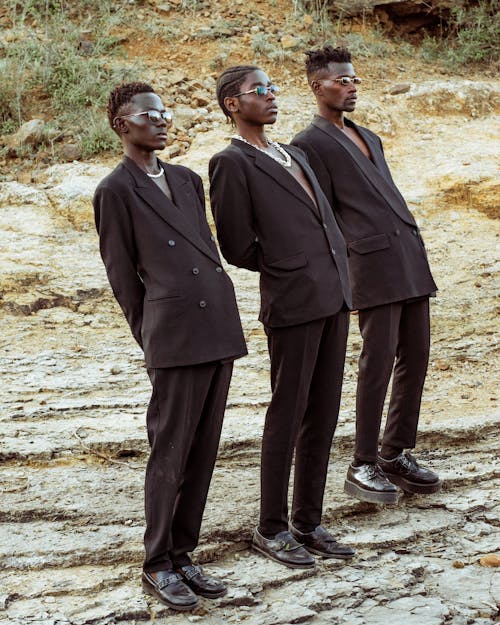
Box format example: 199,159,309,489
1,67,499,625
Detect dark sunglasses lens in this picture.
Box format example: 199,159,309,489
353,77,362,84
270,85,280,94
255,86,267,96
341,77,351,85
146,111,173,123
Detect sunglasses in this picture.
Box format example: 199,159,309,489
234,84,280,97
322,77,362,86
115,109,173,125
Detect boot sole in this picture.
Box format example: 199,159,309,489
385,474,442,494
142,581,199,611
305,546,355,560
344,479,399,504
185,584,228,599
252,543,316,569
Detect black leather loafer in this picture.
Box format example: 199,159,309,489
344,463,399,504
289,523,355,560
252,528,315,569
142,570,198,611
177,564,227,599
379,451,441,494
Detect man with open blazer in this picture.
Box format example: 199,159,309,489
93,82,246,611
292,45,441,504
209,65,354,569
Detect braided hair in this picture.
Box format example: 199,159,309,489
107,81,155,132
216,65,260,123
304,45,352,82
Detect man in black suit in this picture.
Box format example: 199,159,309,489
93,82,247,611
292,45,441,504
209,66,355,568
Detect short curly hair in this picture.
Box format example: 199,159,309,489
305,45,352,82
107,82,155,132
215,65,260,123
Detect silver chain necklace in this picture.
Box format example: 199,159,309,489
232,135,292,168
146,168,164,179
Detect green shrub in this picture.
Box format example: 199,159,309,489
251,33,296,63
421,0,499,67
3,0,138,156
80,115,120,158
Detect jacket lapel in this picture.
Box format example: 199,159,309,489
312,116,417,227
232,139,322,221
122,157,220,263
288,145,331,223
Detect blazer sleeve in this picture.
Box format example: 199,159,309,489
209,152,258,272
191,170,219,253
93,185,145,348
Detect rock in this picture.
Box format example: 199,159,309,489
388,83,411,95
281,34,299,49
156,3,171,13
406,81,500,117
77,40,94,55
479,553,500,567
165,70,187,86
192,90,211,106
437,567,500,614
435,359,450,371
349,99,396,137
43,162,110,230
60,144,82,162
7,119,45,149
357,595,449,624
167,143,181,158
303,14,314,26
330,0,467,18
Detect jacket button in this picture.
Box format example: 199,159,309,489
331,248,336,256
395,229,401,236
168,240,176,246
323,223,328,229
192,267,199,275
210,235,215,242
199,300,207,308
412,229,418,236
215,266,222,273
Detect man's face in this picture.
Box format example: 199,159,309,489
227,69,279,126
313,62,358,113
117,92,169,151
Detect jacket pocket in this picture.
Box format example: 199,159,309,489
348,233,390,255
266,251,307,271
146,293,183,302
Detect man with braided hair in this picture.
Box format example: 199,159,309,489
210,65,355,568
94,82,246,610
292,45,441,504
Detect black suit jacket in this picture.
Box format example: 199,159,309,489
292,116,437,310
209,139,352,328
93,156,247,368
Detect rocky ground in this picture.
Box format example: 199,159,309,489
1,3,499,622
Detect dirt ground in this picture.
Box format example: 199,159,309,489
0,2,499,623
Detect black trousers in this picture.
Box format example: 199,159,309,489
259,311,349,535
355,297,430,463
143,361,233,573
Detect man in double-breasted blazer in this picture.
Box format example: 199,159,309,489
209,65,355,569
93,82,246,611
292,45,441,504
